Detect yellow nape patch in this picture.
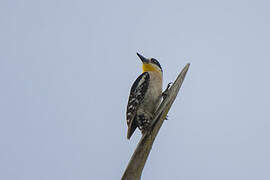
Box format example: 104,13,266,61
142,64,160,72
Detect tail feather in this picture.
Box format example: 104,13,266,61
127,120,137,140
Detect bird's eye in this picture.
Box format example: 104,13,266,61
151,58,157,64
151,58,161,69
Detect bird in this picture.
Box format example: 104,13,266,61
126,53,163,139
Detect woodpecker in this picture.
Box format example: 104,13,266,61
126,53,163,139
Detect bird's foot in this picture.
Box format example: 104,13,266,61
162,82,172,99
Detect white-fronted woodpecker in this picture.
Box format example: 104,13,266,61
126,53,163,139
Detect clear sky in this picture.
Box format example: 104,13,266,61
1,0,270,179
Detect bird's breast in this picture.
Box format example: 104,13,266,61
140,71,162,114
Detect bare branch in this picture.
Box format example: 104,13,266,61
122,63,190,180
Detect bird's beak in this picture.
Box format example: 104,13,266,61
137,53,148,63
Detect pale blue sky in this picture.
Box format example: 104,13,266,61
1,0,270,179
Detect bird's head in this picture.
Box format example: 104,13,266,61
137,53,162,73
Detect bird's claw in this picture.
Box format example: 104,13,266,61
162,82,173,99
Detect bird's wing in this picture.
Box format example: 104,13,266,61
126,72,150,139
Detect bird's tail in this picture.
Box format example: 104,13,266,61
127,121,137,140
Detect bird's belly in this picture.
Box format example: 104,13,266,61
139,85,161,114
